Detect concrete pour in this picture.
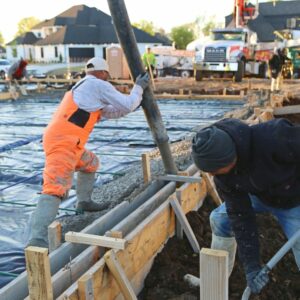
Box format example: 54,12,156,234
59,140,194,239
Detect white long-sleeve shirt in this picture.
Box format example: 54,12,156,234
72,74,143,119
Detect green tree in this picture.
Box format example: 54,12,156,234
0,32,4,45
170,25,195,50
15,17,40,37
194,16,221,37
132,20,155,36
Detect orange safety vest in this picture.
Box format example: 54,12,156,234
44,91,101,147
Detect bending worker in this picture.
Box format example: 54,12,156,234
27,57,149,248
8,58,29,81
191,118,300,295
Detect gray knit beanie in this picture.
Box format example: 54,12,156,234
191,126,236,172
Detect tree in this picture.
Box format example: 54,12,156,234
0,32,4,45
170,25,195,50
194,15,221,37
15,17,40,37
132,20,155,36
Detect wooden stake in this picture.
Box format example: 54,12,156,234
175,190,184,239
202,173,222,206
48,221,61,253
104,250,137,300
170,195,200,253
25,246,53,300
141,153,151,183
78,273,94,300
200,248,228,300
259,111,274,122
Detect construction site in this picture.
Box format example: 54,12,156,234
0,0,300,300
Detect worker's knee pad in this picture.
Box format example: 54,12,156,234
76,150,99,173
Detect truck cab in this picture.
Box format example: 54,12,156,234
193,28,258,82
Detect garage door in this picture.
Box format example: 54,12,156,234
69,48,95,62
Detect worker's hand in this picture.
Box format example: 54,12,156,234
135,72,149,90
246,267,269,294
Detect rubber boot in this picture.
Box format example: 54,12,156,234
211,233,237,276
76,172,109,212
27,194,60,248
271,78,275,92
292,238,300,270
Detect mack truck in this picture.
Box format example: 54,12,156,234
193,27,269,82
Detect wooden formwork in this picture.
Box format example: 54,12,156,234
58,175,206,299
2,165,206,300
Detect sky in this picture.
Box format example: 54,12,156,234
0,0,235,43
0,0,289,43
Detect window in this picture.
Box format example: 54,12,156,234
212,31,244,41
41,47,44,58
54,46,58,57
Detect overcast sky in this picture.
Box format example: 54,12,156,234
0,0,288,43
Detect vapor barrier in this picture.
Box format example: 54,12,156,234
0,94,243,288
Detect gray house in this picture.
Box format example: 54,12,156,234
226,0,300,42
6,5,166,63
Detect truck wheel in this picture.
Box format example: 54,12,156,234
234,61,244,82
195,70,203,81
157,70,165,77
181,70,191,78
258,62,268,78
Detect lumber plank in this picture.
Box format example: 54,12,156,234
58,178,207,299
200,248,228,300
78,273,94,300
202,172,222,206
273,104,300,115
48,221,61,253
259,110,274,122
169,196,200,253
175,189,184,239
65,232,127,250
141,153,151,183
25,247,53,300
177,172,206,213
154,174,201,183
155,94,244,100
104,250,137,300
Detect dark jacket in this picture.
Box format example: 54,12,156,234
213,118,300,272
269,54,282,79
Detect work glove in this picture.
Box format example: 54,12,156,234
246,266,269,294
135,72,150,90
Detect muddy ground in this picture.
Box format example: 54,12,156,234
139,196,300,300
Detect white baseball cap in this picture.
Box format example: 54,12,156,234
85,57,109,73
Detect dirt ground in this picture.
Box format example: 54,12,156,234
152,77,300,98
139,196,300,300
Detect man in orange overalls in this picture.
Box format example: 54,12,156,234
27,57,149,248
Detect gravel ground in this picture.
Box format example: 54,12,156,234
59,140,194,238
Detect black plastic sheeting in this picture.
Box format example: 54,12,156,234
0,94,243,288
